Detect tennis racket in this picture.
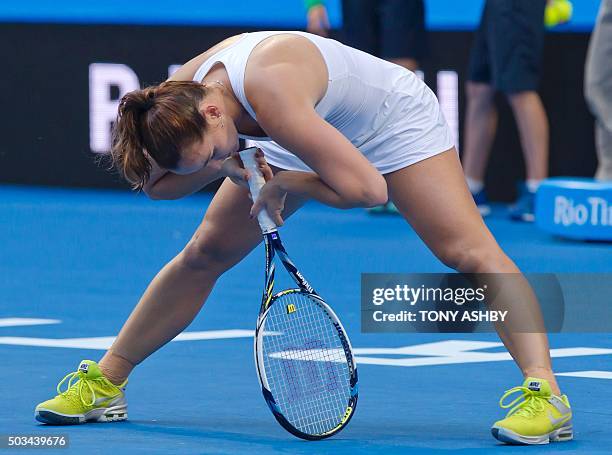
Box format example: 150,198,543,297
239,147,358,441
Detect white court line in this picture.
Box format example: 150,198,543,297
353,347,612,367
557,370,612,380
0,329,257,350
0,318,61,327
268,341,612,368
1,332,610,373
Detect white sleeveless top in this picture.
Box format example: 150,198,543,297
193,31,454,174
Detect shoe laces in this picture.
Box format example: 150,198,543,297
499,386,548,419
56,370,98,407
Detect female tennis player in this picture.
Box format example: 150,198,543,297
35,31,572,445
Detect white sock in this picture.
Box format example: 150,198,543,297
465,177,484,194
525,179,541,193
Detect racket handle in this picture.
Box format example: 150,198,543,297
239,147,278,234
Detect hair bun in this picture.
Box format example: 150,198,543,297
118,90,156,116
143,89,156,110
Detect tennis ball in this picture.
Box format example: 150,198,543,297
557,0,573,23
545,0,573,28
545,6,560,28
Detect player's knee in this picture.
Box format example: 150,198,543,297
179,228,233,275
437,244,504,273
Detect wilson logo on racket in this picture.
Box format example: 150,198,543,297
295,270,314,293
286,304,297,314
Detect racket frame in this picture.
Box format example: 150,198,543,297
253,230,358,440
238,146,358,440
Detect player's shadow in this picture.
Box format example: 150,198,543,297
122,418,420,448
123,418,479,450
124,418,316,445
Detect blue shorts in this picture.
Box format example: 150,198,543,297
341,0,427,61
468,0,546,93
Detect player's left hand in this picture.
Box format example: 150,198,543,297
250,175,287,226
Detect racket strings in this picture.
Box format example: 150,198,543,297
261,292,352,435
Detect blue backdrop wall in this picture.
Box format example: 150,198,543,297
0,0,601,31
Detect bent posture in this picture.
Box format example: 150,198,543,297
35,31,572,445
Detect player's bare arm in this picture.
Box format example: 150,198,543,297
246,37,388,219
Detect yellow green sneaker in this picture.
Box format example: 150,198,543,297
491,377,573,445
35,360,128,425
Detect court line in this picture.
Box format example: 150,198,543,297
0,329,257,350
2,334,609,371
557,370,612,380
0,318,61,327
270,340,612,367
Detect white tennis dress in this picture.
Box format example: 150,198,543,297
193,31,454,174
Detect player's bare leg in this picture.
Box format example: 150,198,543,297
99,172,304,384
385,149,560,394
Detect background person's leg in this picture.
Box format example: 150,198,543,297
507,91,549,182
462,82,498,184
379,0,426,72
385,150,560,394
595,123,612,180
462,0,496,213
585,0,612,180
389,58,419,73
99,176,305,384
490,0,548,219
340,0,379,55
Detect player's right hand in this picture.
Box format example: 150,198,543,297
222,149,273,191
306,5,330,37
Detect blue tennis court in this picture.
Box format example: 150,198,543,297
1,185,610,454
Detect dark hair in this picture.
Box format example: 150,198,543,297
111,81,209,190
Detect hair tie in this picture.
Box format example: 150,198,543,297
143,90,156,111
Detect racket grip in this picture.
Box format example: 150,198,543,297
239,147,278,234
